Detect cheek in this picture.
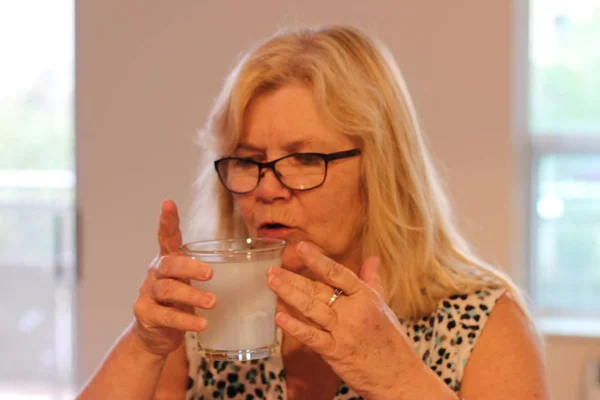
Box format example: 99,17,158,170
304,179,363,241
232,196,254,225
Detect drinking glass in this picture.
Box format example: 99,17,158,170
180,238,285,361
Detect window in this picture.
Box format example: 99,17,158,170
0,1,76,398
528,0,600,315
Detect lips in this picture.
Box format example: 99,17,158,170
257,221,293,239
260,222,289,229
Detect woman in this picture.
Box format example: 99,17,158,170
78,26,548,399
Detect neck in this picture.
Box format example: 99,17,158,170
337,242,364,276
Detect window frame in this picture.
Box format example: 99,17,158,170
515,0,600,320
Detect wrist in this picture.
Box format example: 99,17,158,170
393,360,457,400
373,340,457,400
125,324,169,366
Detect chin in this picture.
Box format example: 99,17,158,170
278,241,324,281
280,245,306,273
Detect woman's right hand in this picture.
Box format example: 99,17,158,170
130,199,215,357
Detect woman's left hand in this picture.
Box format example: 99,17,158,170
266,241,425,400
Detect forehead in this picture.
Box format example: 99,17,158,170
239,83,353,152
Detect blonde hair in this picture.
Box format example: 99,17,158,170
187,25,529,321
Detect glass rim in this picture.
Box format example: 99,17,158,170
180,238,286,255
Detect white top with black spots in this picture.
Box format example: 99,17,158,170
184,286,506,400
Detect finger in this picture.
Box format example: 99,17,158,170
358,257,384,297
150,278,217,310
153,255,213,282
296,242,362,295
267,272,338,331
153,304,208,332
134,299,207,332
275,312,334,355
158,200,182,256
267,266,332,304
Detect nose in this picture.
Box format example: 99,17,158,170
256,167,291,202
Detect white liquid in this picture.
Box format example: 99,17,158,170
191,258,279,351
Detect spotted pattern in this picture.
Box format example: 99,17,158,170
185,287,505,399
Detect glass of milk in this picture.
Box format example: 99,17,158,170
181,238,286,361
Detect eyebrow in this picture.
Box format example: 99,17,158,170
283,139,316,153
235,143,264,153
235,139,318,155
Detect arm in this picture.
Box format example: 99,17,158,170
154,340,188,400
78,200,209,400
77,324,188,400
266,243,459,400
77,324,167,400
459,294,550,399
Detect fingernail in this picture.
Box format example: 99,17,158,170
275,312,290,325
200,266,212,279
268,274,282,287
197,317,207,331
374,257,381,270
267,266,280,276
162,199,173,214
297,241,308,255
204,293,216,307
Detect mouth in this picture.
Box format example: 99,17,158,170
257,222,293,239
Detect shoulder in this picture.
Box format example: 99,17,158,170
444,286,506,317
403,286,507,345
437,286,507,342
465,292,540,359
401,286,508,391
459,293,549,398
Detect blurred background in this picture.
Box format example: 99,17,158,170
0,1,599,399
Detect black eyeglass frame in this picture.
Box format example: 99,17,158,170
214,148,362,194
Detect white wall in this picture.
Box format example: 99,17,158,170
76,1,600,398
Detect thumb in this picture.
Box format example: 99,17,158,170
158,199,182,255
359,257,384,297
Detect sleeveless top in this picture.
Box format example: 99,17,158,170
185,287,506,400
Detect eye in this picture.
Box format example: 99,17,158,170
292,154,322,166
231,158,256,170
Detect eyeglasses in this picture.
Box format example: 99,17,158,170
214,148,361,194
